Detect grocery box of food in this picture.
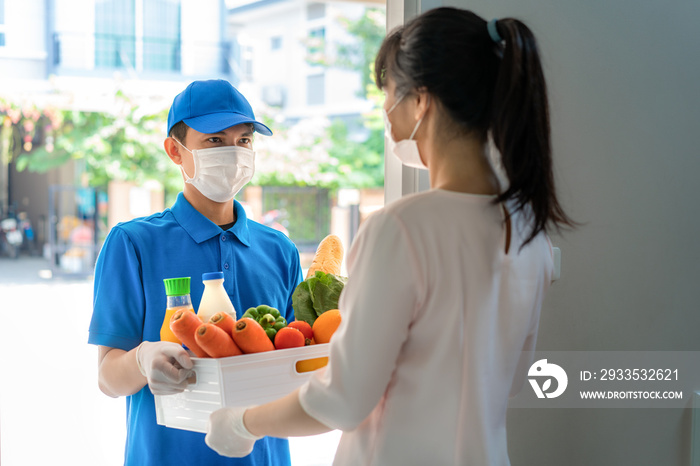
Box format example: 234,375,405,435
154,343,330,433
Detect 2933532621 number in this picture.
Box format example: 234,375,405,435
600,368,678,381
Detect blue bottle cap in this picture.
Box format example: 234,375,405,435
202,272,224,281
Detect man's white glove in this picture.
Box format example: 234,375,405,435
205,407,262,457
135,341,194,395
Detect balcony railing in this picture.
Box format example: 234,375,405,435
51,32,235,78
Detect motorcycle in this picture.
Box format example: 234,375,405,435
0,217,23,259
16,212,36,255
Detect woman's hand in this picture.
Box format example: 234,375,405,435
206,407,261,457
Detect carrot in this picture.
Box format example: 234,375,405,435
305,234,344,279
209,312,235,336
194,323,243,358
231,318,275,354
170,308,209,358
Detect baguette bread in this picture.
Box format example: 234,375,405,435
305,234,344,279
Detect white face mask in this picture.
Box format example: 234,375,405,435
382,93,429,170
175,139,255,203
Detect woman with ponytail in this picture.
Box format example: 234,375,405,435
206,7,574,465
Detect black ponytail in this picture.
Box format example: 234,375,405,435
490,19,575,246
375,8,575,247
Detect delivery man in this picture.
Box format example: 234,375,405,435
88,79,303,466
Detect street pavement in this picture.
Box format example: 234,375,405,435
0,257,340,466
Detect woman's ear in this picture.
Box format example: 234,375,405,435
164,137,182,165
414,88,431,121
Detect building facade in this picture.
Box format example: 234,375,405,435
0,0,236,268
227,0,377,135
0,0,382,271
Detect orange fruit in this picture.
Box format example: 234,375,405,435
312,309,341,344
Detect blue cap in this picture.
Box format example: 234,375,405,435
167,79,272,136
202,272,224,281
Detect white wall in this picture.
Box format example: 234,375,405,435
406,0,700,464
54,0,95,70
0,0,48,79
181,0,225,76
233,1,307,108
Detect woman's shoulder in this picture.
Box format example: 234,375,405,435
356,191,451,242
381,189,442,213
380,189,496,221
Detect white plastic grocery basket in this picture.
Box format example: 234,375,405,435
154,344,330,433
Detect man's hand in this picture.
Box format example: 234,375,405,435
136,341,194,395
206,407,261,457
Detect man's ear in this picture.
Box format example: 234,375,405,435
164,137,182,165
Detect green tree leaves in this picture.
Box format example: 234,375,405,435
3,93,181,197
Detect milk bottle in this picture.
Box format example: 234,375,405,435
197,272,236,323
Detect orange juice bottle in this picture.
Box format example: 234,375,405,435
161,277,195,344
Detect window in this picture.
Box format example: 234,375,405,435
308,27,325,42
306,2,326,20
306,73,325,105
0,0,7,47
241,45,254,81
95,0,181,71
95,0,136,68
270,36,282,51
307,27,325,62
143,0,181,71
262,85,285,107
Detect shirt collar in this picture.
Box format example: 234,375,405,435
171,192,251,247
229,200,251,246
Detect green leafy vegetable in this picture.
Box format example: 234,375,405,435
292,270,347,326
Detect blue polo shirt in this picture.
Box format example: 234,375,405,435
88,192,303,466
